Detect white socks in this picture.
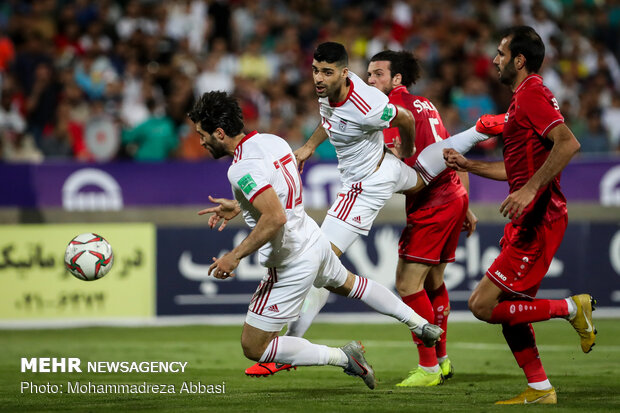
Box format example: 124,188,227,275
420,364,440,373
416,126,490,184
566,298,577,319
348,276,428,330
286,276,430,339
529,380,553,391
286,286,331,337
259,336,348,367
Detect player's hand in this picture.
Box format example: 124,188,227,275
499,184,537,219
462,208,478,237
208,252,239,279
294,145,314,173
389,135,413,159
443,149,470,172
198,196,241,231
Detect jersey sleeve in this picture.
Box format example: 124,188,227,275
228,159,272,203
363,101,398,130
521,88,564,138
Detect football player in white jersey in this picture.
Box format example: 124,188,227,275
297,42,422,255
247,42,503,376
188,91,445,389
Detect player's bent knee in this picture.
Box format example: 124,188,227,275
240,339,264,361
468,294,492,322
395,282,415,298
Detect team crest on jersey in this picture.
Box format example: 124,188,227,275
238,174,257,195
380,105,394,121
338,119,347,131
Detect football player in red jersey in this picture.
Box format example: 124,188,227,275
444,26,596,405
367,50,477,387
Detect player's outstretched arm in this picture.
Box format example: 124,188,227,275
208,188,286,279
499,123,580,219
198,195,241,231
444,148,507,181
294,124,329,173
390,105,416,158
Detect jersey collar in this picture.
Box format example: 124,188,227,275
236,130,258,149
388,85,408,99
329,77,354,107
514,74,543,95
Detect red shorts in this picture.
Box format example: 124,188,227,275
398,193,468,264
486,215,567,299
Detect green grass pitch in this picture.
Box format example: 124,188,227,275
2,320,620,412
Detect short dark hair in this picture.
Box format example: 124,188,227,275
501,26,545,73
188,91,244,136
313,42,348,67
370,50,421,87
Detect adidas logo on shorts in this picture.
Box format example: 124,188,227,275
267,304,279,313
352,216,362,224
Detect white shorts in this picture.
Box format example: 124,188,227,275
245,235,348,332
322,153,418,251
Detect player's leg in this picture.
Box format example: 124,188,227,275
284,219,360,339
471,218,596,352
313,236,442,347
466,275,556,403
394,259,444,387
284,286,331,337
424,194,466,379
425,264,453,379
287,173,393,340
243,249,375,388
241,323,375,389
495,322,557,405
468,270,576,327
413,117,504,187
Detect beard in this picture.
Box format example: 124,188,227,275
205,142,228,159
498,60,517,86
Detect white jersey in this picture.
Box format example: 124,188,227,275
227,131,321,267
318,71,397,183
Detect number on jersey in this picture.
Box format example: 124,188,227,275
274,154,303,209
429,117,443,142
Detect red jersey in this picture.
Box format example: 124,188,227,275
388,86,467,211
503,74,567,227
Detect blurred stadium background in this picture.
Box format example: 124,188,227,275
0,0,618,326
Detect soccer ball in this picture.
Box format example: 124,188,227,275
64,233,114,281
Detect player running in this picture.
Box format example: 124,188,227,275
189,91,444,390
367,49,477,387
444,26,596,404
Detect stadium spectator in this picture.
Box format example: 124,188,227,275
602,92,620,151
1,0,618,161
121,97,177,161
580,108,611,154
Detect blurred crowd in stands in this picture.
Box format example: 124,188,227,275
0,0,619,163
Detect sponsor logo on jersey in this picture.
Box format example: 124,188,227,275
238,174,257,195
494,270,507,281
380,105,394,121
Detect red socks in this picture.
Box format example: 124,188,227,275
401,290,437,367
489,299,569,326
427,283,449,359
502,323,547,383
